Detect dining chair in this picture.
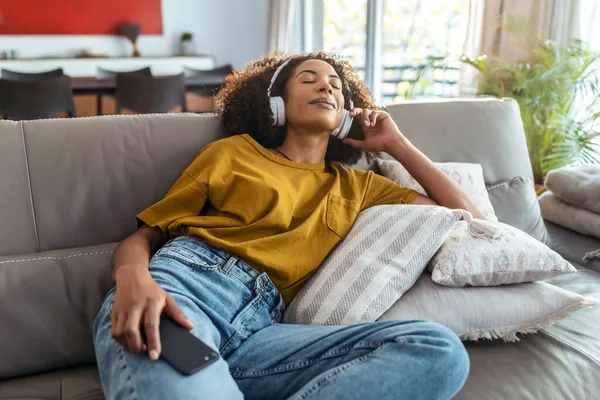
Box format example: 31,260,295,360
115,73,187,114
1,68,65,80
0,75,76,120
95,66,152,115
183,64,233,78
183,64,233,96
95,66,152,80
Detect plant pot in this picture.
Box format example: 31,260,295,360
180,40,195,56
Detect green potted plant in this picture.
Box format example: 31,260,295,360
462,18,600,186
180,32,195,56
409,17,600,186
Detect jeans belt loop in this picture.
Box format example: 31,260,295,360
222,254,238,274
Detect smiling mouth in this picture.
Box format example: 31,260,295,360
309,98,336,110
311,102,335,110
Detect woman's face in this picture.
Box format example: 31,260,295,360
283,59,346,133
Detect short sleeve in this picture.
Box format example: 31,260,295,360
136,143,215,238
361,171,420,210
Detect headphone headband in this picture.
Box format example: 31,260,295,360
268,58,353,108
267,59,291,97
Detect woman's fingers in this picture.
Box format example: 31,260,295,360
359,110,371,126
112,311,128,349
349,107,362,118
143,300,164,361
369,111,378,126
123,307,145,353
349,108,383,128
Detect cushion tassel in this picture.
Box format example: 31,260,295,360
461,211,503,240
582,248,600,264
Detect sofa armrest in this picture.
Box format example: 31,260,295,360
545,219,600,272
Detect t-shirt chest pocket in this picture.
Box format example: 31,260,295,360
326,193,361,239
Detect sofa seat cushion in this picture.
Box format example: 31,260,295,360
0,365,102,400
457,264,600,399
0,243,116,380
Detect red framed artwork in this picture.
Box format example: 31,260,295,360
0,0,163,35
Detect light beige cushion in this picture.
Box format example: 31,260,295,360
377,159,497,222
428,220,576,287
486,176,549,244
544,165,600,214
0,243,116,380
378,273,597,342
282,204,465,325
540,191,600,239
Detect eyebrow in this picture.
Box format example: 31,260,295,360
295,69,341,81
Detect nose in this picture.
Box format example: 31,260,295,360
317,80,334,95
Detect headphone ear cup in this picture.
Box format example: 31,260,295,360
336,110,353,140
270,96,285,127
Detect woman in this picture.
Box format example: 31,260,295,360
93,52,482,399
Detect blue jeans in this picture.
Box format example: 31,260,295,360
93,236,469,399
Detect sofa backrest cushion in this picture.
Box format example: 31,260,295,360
0,121,39,255
384,98,534,185
22,114,222,251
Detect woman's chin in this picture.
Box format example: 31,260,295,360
305,120,339,134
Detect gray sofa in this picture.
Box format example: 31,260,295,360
0,98,599,399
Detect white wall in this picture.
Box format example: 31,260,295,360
0,0,269,69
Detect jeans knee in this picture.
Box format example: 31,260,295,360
412,321,470,393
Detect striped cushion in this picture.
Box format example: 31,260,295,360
283,204,466,325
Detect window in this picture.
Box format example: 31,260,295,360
297,0,472,104
381,0,470,103
321,0,368,81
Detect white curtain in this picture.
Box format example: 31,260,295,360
267,0,298,54
576,1,600,47
478,0,575,63
459,0,485,95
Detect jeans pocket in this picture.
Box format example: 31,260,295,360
156,244,221,272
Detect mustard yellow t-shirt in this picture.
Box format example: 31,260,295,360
137,133,420,306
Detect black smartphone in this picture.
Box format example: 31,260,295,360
346,115,366,141
141,313,220,375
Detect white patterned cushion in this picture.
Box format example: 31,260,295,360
377,159,498,222
429,220,577,287
282,204,466,326
378,273,597,342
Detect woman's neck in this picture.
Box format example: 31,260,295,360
270,129,329,163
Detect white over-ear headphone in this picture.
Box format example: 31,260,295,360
267,59,354,140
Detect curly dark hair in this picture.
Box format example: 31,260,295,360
215,52,382,165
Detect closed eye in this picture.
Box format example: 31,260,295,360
302,81,341,90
